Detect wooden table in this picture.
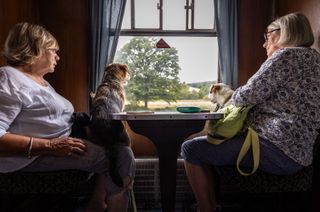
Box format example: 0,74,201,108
111,112,224,212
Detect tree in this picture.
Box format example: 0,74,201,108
115,37,181,108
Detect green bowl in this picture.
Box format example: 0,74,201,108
176,106,201,113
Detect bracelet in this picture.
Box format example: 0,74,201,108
27,137,33,159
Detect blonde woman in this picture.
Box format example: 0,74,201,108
0,22,134,212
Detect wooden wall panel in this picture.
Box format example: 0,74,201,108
276,0,320,52
0,0,38,66
238,0,320,85
237,0,274,86
37,0,90,112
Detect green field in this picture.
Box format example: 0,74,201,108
125,99,214,111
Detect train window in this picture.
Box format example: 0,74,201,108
121,0,216,36
115,0,218,111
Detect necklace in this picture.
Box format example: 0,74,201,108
27,74,47,86
17,67,47,87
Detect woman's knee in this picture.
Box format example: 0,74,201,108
181,137,202,158
115,146,136,178
80,140,109,173
181,139,192,154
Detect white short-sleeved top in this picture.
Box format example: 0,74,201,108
0,66,74,172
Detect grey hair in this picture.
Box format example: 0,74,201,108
268,12,314,47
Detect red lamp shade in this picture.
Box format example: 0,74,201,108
156,38,171,48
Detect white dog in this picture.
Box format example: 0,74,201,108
208,83,234,111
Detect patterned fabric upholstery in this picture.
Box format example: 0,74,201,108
216,165,313,193
0,170,93,194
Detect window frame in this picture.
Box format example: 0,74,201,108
120,0,217,37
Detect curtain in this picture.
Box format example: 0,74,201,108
89,0,127,93
214,0,238,89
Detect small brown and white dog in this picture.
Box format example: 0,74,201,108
208,83,234,111
89,63,131,187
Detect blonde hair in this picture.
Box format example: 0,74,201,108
2,22,59,66
268,12,314,47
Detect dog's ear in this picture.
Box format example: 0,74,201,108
212,84,221,94
209,84,219,94
209,84,214,94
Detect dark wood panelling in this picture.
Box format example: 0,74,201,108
238,0,320,86
276,0,320,52
37,0,90,112
0,0,38,65
237,0,274,86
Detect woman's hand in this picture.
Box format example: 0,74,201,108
48,137,87,157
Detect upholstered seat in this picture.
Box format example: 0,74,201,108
216,164,313,193
0,170,93,194
0,170,94,211
214,134,320,212
0,170,137,212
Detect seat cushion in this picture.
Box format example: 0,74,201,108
216,165,313,193
0,170,93,194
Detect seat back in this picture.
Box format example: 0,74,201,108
0,170,93,194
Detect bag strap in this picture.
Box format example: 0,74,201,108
236,127,260,176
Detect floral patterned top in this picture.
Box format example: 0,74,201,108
232,47,320,166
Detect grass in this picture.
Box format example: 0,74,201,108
125,99,213,112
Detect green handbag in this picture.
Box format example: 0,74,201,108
206,105,260,176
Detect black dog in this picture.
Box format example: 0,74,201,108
70,112,90,139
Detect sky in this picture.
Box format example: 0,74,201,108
116,0,218,84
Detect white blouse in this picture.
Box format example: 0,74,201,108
0,66,74,172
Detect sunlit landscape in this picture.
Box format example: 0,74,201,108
125,99,214,111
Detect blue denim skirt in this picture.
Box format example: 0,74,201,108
181,134,303,175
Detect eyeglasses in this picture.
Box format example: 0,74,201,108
264,28,280,41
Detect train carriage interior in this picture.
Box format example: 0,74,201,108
0,0,320,211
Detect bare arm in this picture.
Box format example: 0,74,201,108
0,133,88,157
